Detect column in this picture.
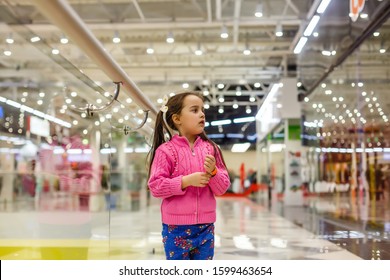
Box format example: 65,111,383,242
0,152,15,205
89,129,101,212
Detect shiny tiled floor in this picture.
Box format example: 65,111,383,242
0,191,389,260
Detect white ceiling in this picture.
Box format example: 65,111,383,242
0,0,389,147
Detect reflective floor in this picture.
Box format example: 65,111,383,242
0,191,389,260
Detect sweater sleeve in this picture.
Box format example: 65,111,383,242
208,148,230,196
148,148,186,198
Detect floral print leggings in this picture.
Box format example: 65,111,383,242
162,223,215,260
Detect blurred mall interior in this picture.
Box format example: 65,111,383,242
0,0,389,260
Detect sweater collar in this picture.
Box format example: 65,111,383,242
171,134,201,148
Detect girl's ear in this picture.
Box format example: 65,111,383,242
172,114,181,126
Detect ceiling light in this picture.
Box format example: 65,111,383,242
166,31,174,43
204,103,210,109
112,31,121,43
236,86,242,96
60,35,68,44
194,49,202,55
317,0,331,14
203,89,210,96
373,32,380,37
313,32,319,37
6,34,14,44
30,36,40,43
234,116,255,123
254,82,261,88
275,22,283,37
218,106,224,114
182,83,189,89
246,106,252,114
211,119,231,126
3,50,11,56
232,101,239,109
227,134,245,139
208,134,224,139
249,95,256,102
304,15,320,36
146,44,154,54
255,3,263,18
217,83,224,89
294,37,308,54
243,48,251,55
6,99,21,108
218,95,224,102
220,25,228,39
52,48,59,55
195,42,203,56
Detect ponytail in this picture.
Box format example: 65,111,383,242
146,111,175,181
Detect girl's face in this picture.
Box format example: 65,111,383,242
173,94,205,138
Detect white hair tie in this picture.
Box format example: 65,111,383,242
160,95,174,141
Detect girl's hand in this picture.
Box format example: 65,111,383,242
204,155,216,175
182,172,211,189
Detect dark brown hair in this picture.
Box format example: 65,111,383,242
146,91,227,180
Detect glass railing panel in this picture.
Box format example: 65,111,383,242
105,105,163,259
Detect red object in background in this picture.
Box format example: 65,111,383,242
223,183,267,197
240,163,245,192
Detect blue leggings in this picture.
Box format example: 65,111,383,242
162,223,214,260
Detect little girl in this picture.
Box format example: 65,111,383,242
147,91,230,260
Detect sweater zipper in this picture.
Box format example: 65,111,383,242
190,137,201,156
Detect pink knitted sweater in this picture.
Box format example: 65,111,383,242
148,135,230,225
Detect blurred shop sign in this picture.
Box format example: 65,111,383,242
350,0,365,22
0,105,3,118
29,115,50,137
